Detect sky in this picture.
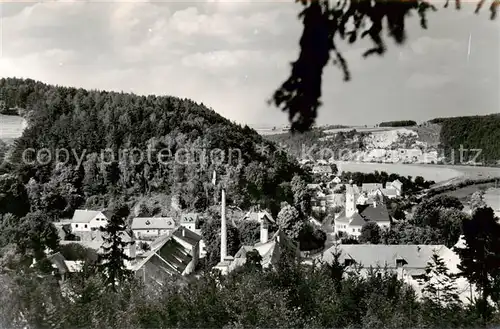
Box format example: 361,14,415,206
0,0,498,127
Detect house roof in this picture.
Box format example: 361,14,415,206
132,228,195,276
47,252,69,274
362,183,383,192
60,230,133,253
358,203,391,223
230,230,299,271
131,217,175,230
180,213,199,224
243,211,275,224
71,210,105,223
322,244,447,269
380,188,398,196
172,226,202,246
349,213,366,227
307,183,321,190
312,165,333,173
334,210,350,223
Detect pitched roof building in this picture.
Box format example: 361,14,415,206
319,243,477,304
131,217,176,240
132,226,202,285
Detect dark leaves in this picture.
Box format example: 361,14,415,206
273,0,496,132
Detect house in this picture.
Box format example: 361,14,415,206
319,243,477,304
376,188,399,199
131,217,176,240
332,176,342,184
213,206,298,275
69,209,109,232
306,183,322,191
387,180,403,196
47,252,84,281
180,213,206,258
242,211,274,225
242,211,276,244
312,165,333,176
60,230,136,268
132,226,202,284
335,184,391,238
180,213,199,232
214,229,300,275
361,183,384,196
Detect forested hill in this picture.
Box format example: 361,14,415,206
0,77,303,218
429,114,500,165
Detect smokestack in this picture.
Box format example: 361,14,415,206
221,188,227,262
260,217,269,244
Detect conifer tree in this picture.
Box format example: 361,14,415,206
98,203,134,291
420,251,461,306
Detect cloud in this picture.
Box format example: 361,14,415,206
0,1,498,127
406,73,454,89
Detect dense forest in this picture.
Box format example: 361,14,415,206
0,78,304,219
379,120,417,127
429,114,500,165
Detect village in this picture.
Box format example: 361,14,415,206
43,159,500,306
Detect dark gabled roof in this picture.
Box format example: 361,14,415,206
349,213,367,227
47,252,69,274
359,204,391,223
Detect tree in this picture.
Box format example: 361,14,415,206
272,0,497,132
411,195,463,227
455,207,500,319
0,174,30,218
15,211,60,263
201,217,242,268
470,190,487,211
244,249,263,271
276,204,303,239
98,203,134,291
359,221,381,244
290,175,312,218
420,251,461,306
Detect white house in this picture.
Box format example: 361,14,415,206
361,183,384,196
69,209,109,232
180,213,206,258
319,243,477,305
335,184,391,238
312,165,333,176
375,188,399,199
131,217,176,240
387,180,403,196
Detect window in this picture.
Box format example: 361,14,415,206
352,228,355,232
396,259,407,267
75,224,78,228
84,224,88,228
358,228,361,232
344,259,355,266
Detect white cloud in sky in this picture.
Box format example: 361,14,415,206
0,1,498,126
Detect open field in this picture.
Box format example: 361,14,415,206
338,161,500,184
443,182,498,203
0,114,27,140
323,126,393,134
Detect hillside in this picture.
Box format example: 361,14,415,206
265,115,500,166
430,114,500,166
0,77,303,218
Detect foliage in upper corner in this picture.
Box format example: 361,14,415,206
0,77,305,218
272,0,498,133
